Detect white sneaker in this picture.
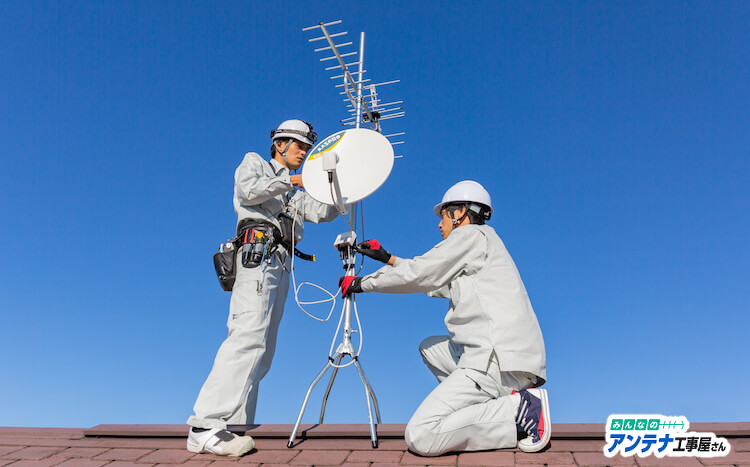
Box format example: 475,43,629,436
187,427,255,457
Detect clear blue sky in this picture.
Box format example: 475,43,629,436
1,1,748,429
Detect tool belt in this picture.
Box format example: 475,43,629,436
213,216,317,292
237,217,316,262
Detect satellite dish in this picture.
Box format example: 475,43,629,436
302,128,394,206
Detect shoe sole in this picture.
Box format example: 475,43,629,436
226,438,255,457
518,388,551,453
186,435,255,457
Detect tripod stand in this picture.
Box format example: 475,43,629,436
287,236,381,448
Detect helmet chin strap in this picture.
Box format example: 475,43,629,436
449,205,469,229
276,138,295,169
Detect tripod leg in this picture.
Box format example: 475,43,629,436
369,386,382,424
352,358,378,448
319,354,344,424
365,379,382,424
352,358,382,423
287,355,337,448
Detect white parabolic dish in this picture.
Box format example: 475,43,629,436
301,128,394,205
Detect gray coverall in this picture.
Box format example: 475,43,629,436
188,153,338,429
360,224,546,456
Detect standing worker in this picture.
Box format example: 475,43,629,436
187,120,339,457
339,180,550,456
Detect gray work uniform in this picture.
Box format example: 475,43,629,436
188,153,338,430
360,224,546,456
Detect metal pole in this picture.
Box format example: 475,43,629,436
319,354,344,423
355,31,365,130
355,358,382,424
349,203,358,232
342,297,353,348
347,31,365,234
287,354,337,448
353,358,378,448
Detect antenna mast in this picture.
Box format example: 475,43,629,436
288,20,405,450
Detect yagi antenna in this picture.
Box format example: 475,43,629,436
302,20,405,150
289,21,406,451
300,20,405,215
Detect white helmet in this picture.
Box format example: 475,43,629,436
433,180,493,220
270,119,317,146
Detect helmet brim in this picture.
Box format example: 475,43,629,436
433,202,446,217
433,201,493,218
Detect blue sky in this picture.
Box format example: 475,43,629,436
1,1,748,429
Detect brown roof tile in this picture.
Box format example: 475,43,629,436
346,449,404,463
573,451,637,465
92,447,155,461
160,462,217,466
290,448,350,464
1,422,748,466
455,451,515,466
632,456,705,466
53,459,110,467
51,446,111,459
515,451,576,464
4,445,66,460
399,450,458,464
137,448,197,464
238,449,298,464
4,460,64,467
701,450,750,464
0,446,24,457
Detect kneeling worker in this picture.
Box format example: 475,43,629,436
339,180,550,456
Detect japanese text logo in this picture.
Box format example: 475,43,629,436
604,414,730,458
307,131,345,161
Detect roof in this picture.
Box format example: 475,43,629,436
1,422,748,466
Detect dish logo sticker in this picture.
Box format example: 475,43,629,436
604,414,730,458
307,131,345,161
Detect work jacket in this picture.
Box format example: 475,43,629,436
233,152,338,240
360,224,546,384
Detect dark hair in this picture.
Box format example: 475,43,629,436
445,203,486,225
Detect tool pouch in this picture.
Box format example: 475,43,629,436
213,245,236,292
278,210,306,250
239,224,274,268
277,211,295,249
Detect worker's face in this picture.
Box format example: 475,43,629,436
438,206,466,239
276,139,312,170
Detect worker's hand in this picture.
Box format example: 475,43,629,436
339,276,363,298
290,174,304,189
356,240,392,264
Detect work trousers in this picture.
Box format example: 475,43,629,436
188,250,290,429
404,336,534,456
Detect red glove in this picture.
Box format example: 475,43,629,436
339,276,363,298
356,240,392,264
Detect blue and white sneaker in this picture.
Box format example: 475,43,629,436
515,388,551,452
